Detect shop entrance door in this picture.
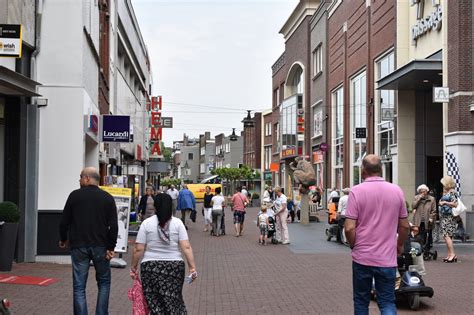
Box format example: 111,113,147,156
426,156,443,202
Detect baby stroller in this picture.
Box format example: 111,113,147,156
325,197,343,243
210,208,225,236
395,238,434,310
267,216,278,244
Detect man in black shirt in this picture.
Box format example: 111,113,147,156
59,167,118,315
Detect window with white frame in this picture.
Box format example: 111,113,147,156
225,143,230,153
200,163,205,174
332,87,344,191
312,45,323,77
376,52,396,163
200,147,205,156
264,145,272,170
351,71,367,186
313,105,323,138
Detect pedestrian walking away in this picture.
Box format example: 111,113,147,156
344,155,409,315
202,186,213,232
130,193,197,314
210,187,226,236
231,187,249,237
59,167,118,315
438,175,459,263
166,184,179,217
177,184,196,229
274,186,290,244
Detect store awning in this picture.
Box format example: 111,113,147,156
0,66,41,96
377,59,442,91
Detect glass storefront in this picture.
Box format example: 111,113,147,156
351,71,367,185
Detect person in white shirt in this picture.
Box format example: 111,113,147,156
130,193,196,314
241,186,249,198
328,188,339,205
210,187,226,237
166,185,179,217
338,187,350,216
274,186,290,244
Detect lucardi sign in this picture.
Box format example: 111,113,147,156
101,115,131,142
411,1,442,43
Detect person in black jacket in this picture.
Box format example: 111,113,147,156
59,167,118,315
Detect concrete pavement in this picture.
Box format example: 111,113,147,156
1,206,473,314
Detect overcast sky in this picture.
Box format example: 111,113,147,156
132,0,298,147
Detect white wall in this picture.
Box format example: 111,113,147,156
36,0,100,210
37,87,85,210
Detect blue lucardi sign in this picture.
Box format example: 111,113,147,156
101,115,131,142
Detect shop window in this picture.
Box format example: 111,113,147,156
332,87,344,189
375,51,396,182
351,71,367,185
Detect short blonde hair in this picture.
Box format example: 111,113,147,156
274,186,282,193
417,184,429,193
440,176,455,189
261,205,267,211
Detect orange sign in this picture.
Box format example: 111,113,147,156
313,150,324,164
282,148,297,158
270,162,279,172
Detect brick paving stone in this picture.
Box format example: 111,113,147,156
0,205,473,314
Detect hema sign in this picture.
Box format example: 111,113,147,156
101,115,131,143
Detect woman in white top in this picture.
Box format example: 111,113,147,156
130,193,197,314
210,187,226,236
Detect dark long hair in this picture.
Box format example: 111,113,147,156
154,193,173,228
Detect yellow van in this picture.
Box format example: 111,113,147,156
186,175,222,201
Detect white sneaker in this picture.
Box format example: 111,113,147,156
282,241,290,245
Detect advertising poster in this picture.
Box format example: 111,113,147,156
100,186,132,253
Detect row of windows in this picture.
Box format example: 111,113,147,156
330,51,396,189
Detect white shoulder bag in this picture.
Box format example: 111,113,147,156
452,198,467,217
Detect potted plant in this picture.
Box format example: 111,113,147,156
0,201,20,272
251,192,260,206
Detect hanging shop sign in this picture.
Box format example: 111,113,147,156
313,150,324,164
149,96,164,158
433,87,449,103
355,127,367,139
0,24,22,58
411,1,442,43
281,146,297,158
101,115,131,142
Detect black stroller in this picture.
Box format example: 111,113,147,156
210,208,225,236
267,216,278,244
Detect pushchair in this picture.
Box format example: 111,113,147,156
325,197,343,243
210,208,225,236
267,216,278,244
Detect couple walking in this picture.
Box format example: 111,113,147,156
59,167,197,314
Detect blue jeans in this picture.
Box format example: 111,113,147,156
71,247,111,315
352,261,397,315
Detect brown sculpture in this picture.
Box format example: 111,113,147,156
289,156,316,194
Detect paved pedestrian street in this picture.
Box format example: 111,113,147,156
1,206,473,314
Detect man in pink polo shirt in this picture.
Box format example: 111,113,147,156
231,186,249,237
345,154,409,315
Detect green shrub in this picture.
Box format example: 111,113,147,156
251,192,260,199
0,201,20,223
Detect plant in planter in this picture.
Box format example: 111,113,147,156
251,192,260,206
0,201,20,272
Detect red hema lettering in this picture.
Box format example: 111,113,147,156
151,96,162,111
151,142,162,156
151,111,162,125
150,127,163,140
